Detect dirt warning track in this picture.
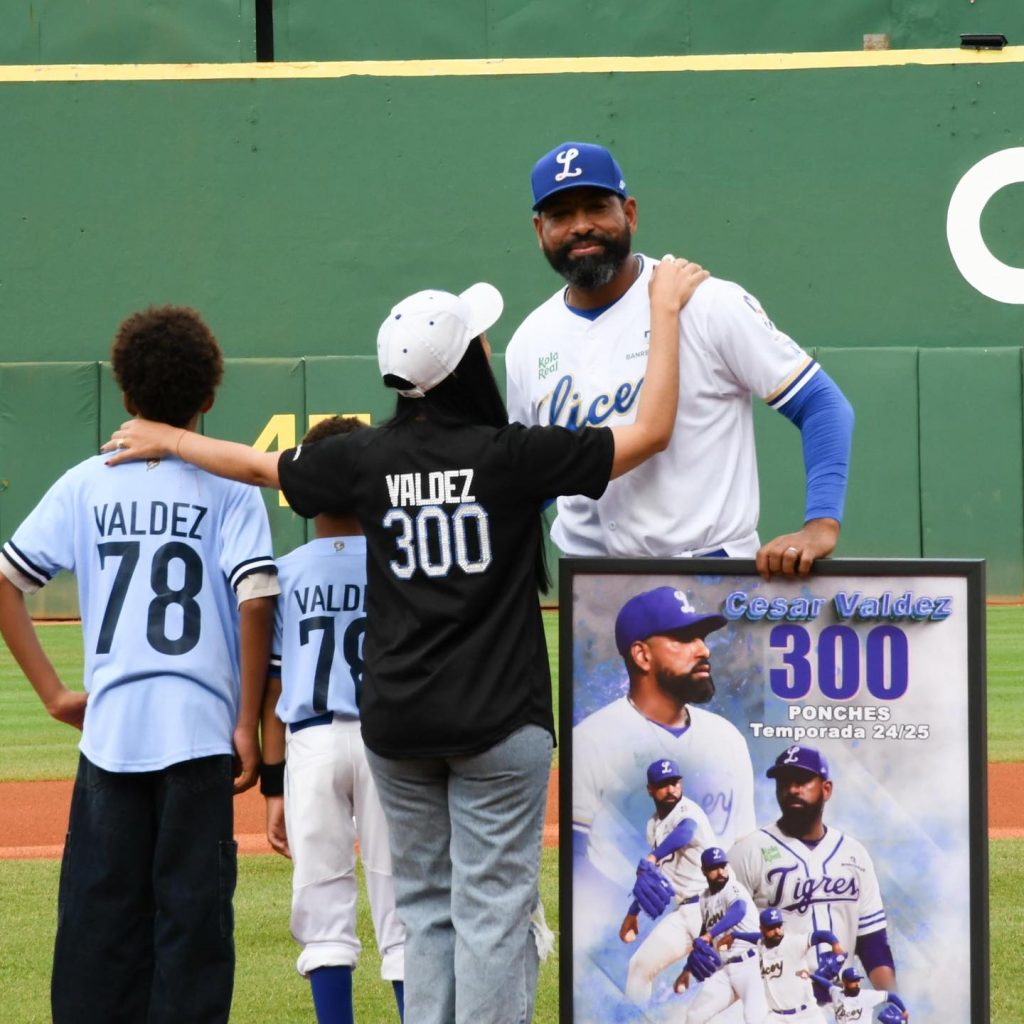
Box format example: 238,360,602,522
2,764,1021,859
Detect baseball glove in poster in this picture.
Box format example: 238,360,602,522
561,559,986,1024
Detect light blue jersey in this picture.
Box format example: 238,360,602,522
1,453,276,772
270,535,367,723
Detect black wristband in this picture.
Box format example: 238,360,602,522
259,760,285,797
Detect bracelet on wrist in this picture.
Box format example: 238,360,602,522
259,760,285,797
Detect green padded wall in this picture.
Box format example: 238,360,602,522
207,358,307,557
0,362,99,536
816,347,922,558
287,354,393,551
919,347,1024,596
0,362,99,616
303,356,395,427
747,346,925,562
751,392,807,552
5,346,1024,613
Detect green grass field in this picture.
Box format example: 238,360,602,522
1,608,1021,1021
0,851,562,1023
985,606,1024,761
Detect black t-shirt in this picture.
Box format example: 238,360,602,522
278,418,613,758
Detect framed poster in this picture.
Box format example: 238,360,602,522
560,558,987,1024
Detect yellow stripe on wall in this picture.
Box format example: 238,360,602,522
2,46,1024,83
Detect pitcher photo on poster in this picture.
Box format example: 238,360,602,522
561,559,987,1024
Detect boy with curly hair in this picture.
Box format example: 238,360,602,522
0,305,279,1024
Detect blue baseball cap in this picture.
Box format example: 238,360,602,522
759,907,784,928
766,745,831,781
841,967,863,983
700,847,728,869
646,758,682,785
615,587,727,657
530,141,628,210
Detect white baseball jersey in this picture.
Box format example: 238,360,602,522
0,454,277,772
700,875,760,946
506,258,818,557
689,877,766,1024
830,986,889,1022
573,698,755,885
758,932,825,1020
728,824,887,956
271,535,368,723
272,534,404,979
646,795,715,899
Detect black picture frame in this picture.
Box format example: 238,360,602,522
559,557,987,1024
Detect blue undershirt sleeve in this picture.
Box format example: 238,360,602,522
855,929,896,973
706,899,746,938
776,368,854,523
652,818,698,861
572,828,588,865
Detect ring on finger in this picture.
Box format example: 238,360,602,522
785,545,798,553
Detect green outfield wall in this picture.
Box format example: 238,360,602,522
0,52,1021,365
1,48,1022,608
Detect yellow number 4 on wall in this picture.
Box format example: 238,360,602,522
252,413,372,506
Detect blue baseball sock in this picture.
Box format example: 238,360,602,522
309,965,354,1024
392,979,405,1021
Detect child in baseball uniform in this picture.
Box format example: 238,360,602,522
0,306,279,1024
259,416,405,1024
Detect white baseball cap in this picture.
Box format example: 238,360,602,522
377,283,504,398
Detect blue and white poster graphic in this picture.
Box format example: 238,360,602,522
566,564,982,1024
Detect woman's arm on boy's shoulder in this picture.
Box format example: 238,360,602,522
103,421,282,489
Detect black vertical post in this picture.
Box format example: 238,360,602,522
255,0,275,62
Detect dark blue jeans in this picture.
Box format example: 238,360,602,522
51,753,237,1024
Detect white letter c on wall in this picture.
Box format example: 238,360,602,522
946,147,1024,304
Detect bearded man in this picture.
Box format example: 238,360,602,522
617,759,716,1004
505,140,855,581
729,745,898,1000
572,587,755,882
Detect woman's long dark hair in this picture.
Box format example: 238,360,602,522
385,336,507,429
384,337,551,592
